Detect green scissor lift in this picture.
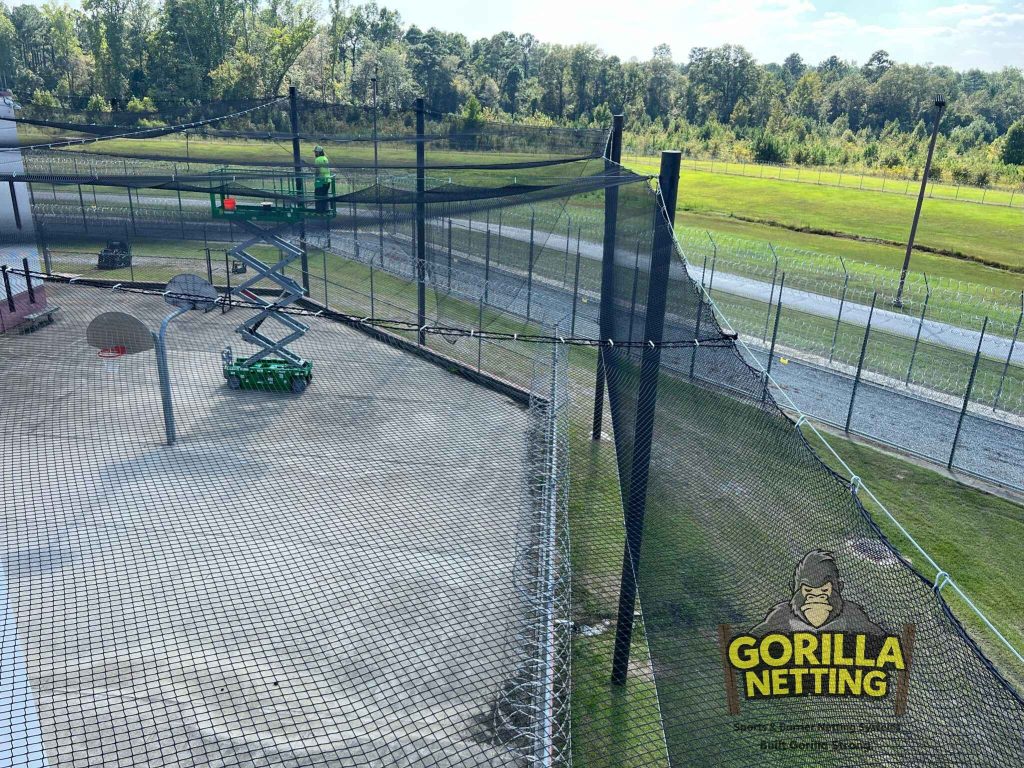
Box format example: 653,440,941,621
210,170,335,393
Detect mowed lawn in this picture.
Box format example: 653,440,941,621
805,427,1024,690
624,157,1024,273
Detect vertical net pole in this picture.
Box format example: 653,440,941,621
592,114,624,439
415,98,426,346
289,85,310,297
845,291,878,433
611,149,681,685
948,316,989,470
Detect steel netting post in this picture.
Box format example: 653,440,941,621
21,258,35,304
906,274,931,385
205,248,213,283
570,231,581,336
223,251,231,313
765,272,786,382
707,231,717,294
845,291,878,433
2,265,14,312
447,218,453,291
611,149,680,686
992,294,1022,411
477,297,483,371
763,244,779,341
689,289,704,380
415,98,427,346
829,272,849,364
591,113,624,440
323,248,329,308
526,210,535,320
484,226,491,305
949,316,989,470
289,85,310,297
78,185,88,232
38,223,51,276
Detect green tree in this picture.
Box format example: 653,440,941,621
1003,119,1024,165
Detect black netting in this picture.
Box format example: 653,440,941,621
2,103,1023,767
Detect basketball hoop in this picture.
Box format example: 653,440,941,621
98,345,127,359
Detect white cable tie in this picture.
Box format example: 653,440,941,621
694,338,700,347
648,340,655,348
420,324,428,332
360,316,370,323
513,333,518,340
111,283,122,291
608,339,614,347
559,336,566,344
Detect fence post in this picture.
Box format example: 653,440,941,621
706,231,718,294
2,265,15,312
322,248,329,307
205,248,213,283
949,317,989,470
21,257,35,304
526,209,536,320
415,98,426,345
845,291,878,433
447,218,453,291
905,274,931,385
689,289,704,380
591,113,624,440
611,149,680,686
38,223,51,276
369,262,375,318
763,243,779,341
992,292,1022,411
563,217,571,286
484,225,491,304
765,273,786,383
570,229,582,336
78,184,88,232
223,251,231,313
829,270,849,364
477,297,484,371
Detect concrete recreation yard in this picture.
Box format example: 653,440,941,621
1,283,538,766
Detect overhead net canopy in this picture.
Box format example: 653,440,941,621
2,99,1023,768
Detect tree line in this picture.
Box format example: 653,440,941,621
2,0,1023,183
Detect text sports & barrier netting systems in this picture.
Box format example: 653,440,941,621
1,93,1023,767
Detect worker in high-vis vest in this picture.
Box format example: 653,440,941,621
313,145,331,212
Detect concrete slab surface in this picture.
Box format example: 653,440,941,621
2,284,536,767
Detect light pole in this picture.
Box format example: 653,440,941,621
895,96,945,308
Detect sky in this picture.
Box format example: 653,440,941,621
384,0,1024,70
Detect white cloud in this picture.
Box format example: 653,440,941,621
926,3,995,18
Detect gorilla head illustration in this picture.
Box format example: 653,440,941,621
751,550,884,636
791,550,843,628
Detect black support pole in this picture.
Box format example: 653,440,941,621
895,98,945,307
22,257,35,304
415,97,427,346
611,150,681,686
948,317,989,470
289,85,310,296
845,291,878,433
2,265,14,312
592,114,625,439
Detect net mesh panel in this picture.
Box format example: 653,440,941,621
4,102,1024,767
601,186,1024,766
1,280,572,767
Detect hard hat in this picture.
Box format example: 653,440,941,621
314,145,324,154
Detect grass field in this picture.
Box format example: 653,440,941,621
805,427,1024,691
623,155,1024,208
624,156,1024,274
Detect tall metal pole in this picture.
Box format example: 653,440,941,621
949,317,989,470
592,114,624,439
288,85,310,296
372,66,383,265
993,293,1023,411
895,97,945,307
611,150,681,686
415,98,426,346
526,210,536,320
845,291,878,433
